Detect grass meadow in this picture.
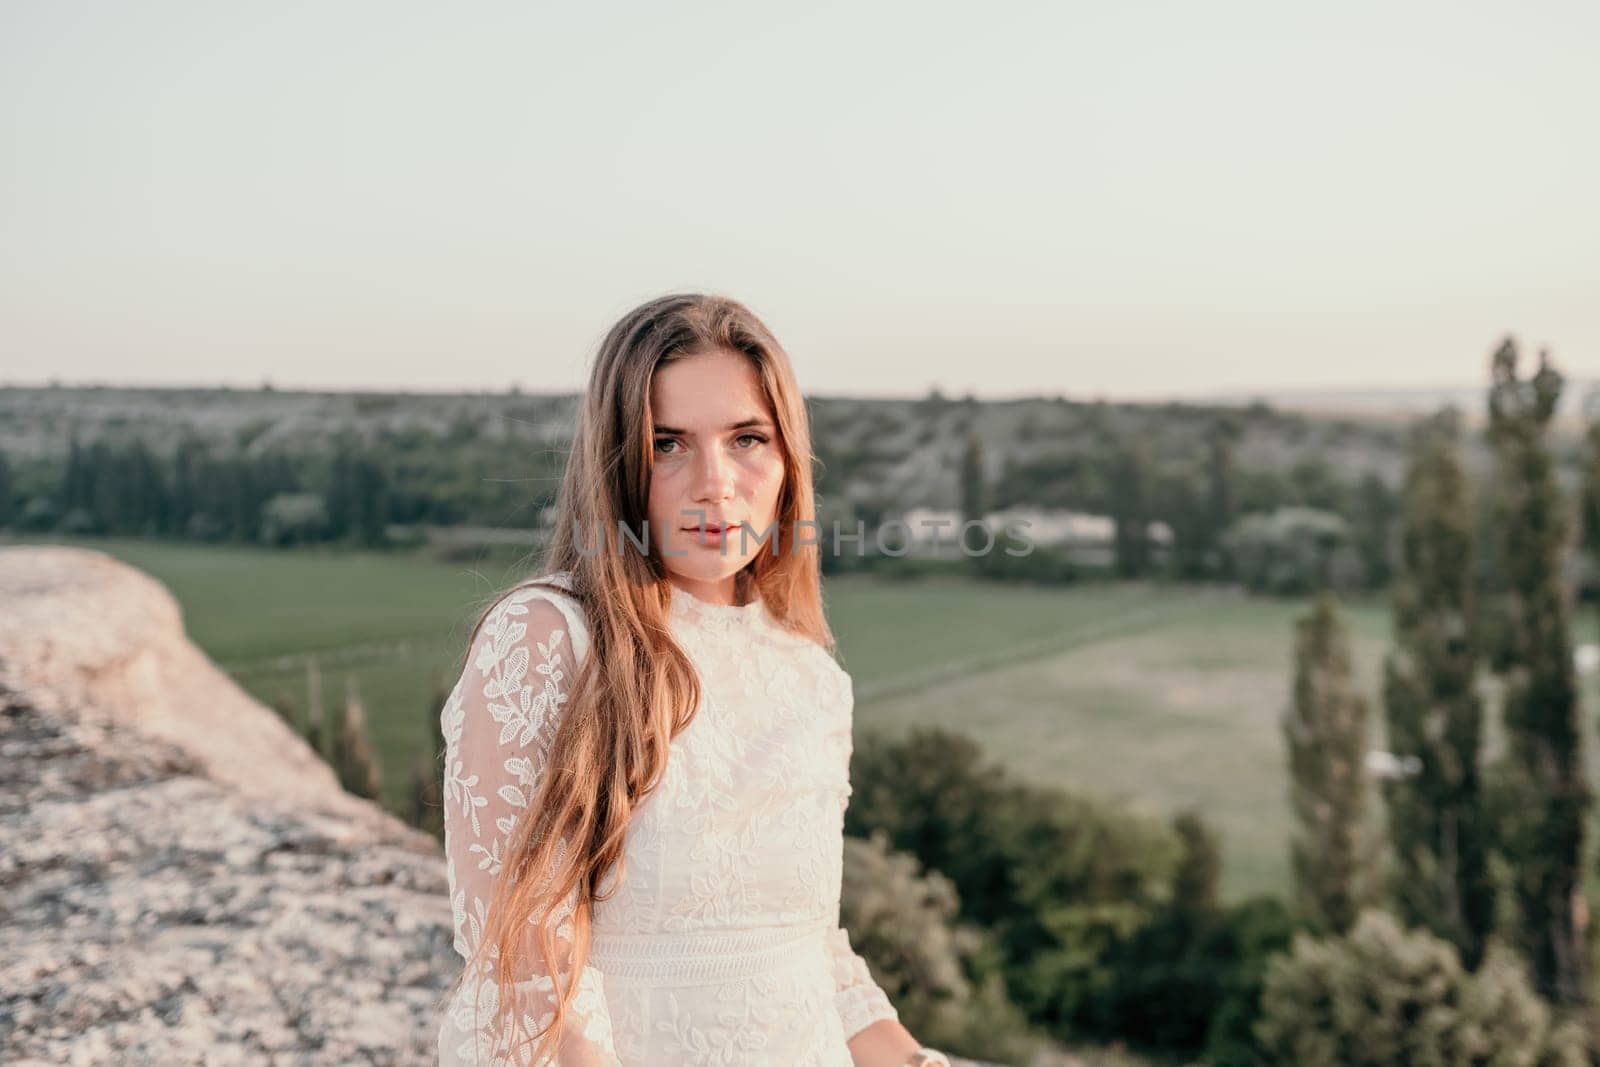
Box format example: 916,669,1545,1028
21,535,1600,904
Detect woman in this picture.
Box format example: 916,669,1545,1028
436,294,952,1066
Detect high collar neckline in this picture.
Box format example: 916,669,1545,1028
668,582,767,625
538,569,768,627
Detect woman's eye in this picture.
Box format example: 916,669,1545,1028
655,434,765,455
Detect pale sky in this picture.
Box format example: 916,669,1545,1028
2,1,1596,400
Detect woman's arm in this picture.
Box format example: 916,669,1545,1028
439,590,622,1066
847,1017,923,1067
829,669,929,1066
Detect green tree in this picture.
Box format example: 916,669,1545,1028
1579,398,1600,614
1381,409,1495,968
1205,417,1241,577
1108,438,1152,578
845,728,1018,930
119,439,169,534
1284,592,1372,934
1154,463,1209,580
1088,809,1230,1050
1289,455,1351,513
410,673,450,838
171,437,202,533
1352,471,1399,589
1484,336,1589,1006
303,657,327,758
845,726,1178,1033
959,432,986,524
237,457,268,540
1170,809,1222,934
57,436,90,518
333,675,382,800
88,441,119,530
326,441,390,546
0,448,13,527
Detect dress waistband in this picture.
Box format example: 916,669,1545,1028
586,923,828,986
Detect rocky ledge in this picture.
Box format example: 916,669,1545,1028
0,546,457,1066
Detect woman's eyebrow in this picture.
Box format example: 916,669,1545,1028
653,418,773,435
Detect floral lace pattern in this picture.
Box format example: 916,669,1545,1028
439,573,899,1065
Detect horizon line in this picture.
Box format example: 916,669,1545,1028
5,375,1596,407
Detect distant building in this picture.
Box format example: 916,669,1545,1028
983,506,1109,547
885,504,1171,565
984,506,1172,548
874,506,962,558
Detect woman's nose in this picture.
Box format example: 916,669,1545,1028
694,448,736,502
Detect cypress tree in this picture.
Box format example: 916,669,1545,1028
303,657,326,759
193,451,227,540
1580,411,1600,591
232,457,261,541
351,455,389,546
409,753,444,837
959,433,986,525
1109,439,1152,578
0,448,12,528
125,439,168,534
1380,409,1494,968
58,436,87,516
1284,591,1371,934
87,441,116,531
334,675,382,801
410,674,450,838
1205,418,1240,578
1352,472,1399,590
325,441,388,544
171,437,200,535
1170,809,1222,936
1483,336,1588,1006
1157,467,1208,580
326,449,353,540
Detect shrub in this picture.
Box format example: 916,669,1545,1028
840,832,1036,1064
1222,506,1364,594
259,492,330,545
1255,909,1588,1066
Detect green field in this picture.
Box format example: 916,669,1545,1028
16,535,1600,904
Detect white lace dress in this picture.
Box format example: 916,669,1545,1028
437,572,900,1065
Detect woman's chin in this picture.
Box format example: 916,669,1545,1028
661,554,750,586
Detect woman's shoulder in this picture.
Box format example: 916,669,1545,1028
482,570,591,663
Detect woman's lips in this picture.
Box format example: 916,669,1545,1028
682,522,741,545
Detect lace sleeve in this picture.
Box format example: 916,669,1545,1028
825,684,901,1041
825,922,901,1040
438,587,622,1067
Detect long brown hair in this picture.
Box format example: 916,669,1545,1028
452,292,833,1063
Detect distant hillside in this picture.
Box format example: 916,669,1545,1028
1177,380,1600,425
3,382,1593,533
0,384,576,461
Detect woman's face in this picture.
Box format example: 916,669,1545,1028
646,348,786,605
